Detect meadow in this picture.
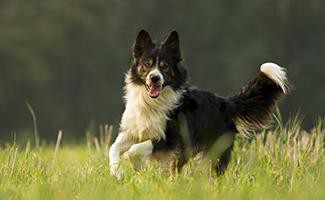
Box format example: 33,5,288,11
0,116,324,200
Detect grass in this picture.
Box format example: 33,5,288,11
0,117,324,200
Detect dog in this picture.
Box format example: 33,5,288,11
109,30,291,179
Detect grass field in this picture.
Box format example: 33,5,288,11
0,116,324,200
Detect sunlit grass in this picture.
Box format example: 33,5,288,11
0,117,324,200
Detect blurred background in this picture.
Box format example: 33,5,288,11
0,0,324,142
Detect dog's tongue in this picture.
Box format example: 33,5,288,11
149,85,162,98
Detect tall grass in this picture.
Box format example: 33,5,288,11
0,117,324,200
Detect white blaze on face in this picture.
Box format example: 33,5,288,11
146,57,164,98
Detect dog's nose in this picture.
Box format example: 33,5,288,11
150,75,160,83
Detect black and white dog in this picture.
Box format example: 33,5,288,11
109,30,291,179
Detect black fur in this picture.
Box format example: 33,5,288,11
130,30,187,90
129,30,291,174
152,78,290,174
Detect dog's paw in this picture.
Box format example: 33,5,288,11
125,143,152,159
110,163,124,180
123,146,141,163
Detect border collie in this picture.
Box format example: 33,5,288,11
109,30,291,179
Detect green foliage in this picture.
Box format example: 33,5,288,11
0,119,324,200
0,0,324,139
26,102,39,149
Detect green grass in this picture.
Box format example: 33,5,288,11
0,118,324,200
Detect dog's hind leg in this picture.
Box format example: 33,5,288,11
151,137,187,175
206,132,235,176
215,144,234,176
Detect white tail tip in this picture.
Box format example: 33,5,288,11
260,62,288,93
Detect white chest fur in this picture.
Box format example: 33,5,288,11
120,75,182,142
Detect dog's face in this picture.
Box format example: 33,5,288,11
129,30,187,98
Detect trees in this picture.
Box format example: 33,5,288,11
0,0,324,140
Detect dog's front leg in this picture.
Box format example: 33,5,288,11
124,140,153,160
109,132,133,180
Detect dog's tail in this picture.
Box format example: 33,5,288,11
229,62,292,137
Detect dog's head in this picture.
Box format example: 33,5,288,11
129,30,187,98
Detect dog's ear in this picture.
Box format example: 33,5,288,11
162,31,182,62
133,30,154,59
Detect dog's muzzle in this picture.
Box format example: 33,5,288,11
146,71,164,98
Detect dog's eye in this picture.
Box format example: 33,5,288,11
143,59,153,68
160,62,169,70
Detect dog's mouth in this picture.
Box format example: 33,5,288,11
146,83,163,98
